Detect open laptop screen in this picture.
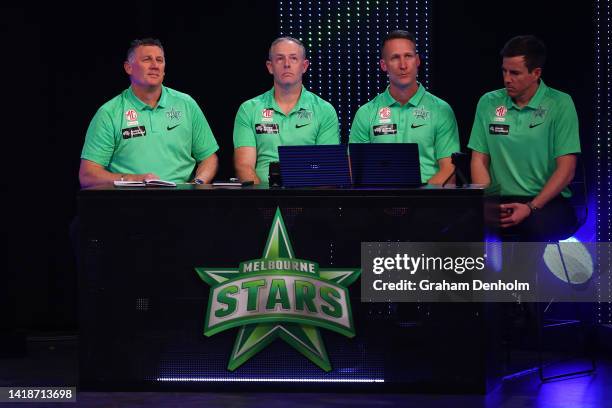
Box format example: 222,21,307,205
349,143,422,186
278,145,351,187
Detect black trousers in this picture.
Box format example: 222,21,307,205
499,196,577,242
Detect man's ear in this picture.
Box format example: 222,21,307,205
302,58,310,74
380,58,388,72
532,66,542,80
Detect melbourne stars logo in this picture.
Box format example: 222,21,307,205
195,208,361,372
533,105,547,119
166,107,183,121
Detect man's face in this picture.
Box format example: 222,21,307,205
502,56,541,101
124,45,165,89
266,40,309,87
380,38,420,89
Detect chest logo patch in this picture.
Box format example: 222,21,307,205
412,106,430,120
125,109,138,122
373,124,398,136
255,123,280,134
261,109,274,122
122,126,147,139
297,109,313,121
166,107,183,121
488,124,510,135
495,106,508,117
533,105,547,119
379,107,392,120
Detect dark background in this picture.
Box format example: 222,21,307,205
2,0,595,331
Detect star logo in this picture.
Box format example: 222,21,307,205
195,208,360,372
297,109,312,120
166,107,183,121
412,106,430,120
533,105,547,119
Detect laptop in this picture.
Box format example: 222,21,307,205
278,145,351,187
349,143,423,186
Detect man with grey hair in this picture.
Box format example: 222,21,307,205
79,38,219,187
233,36,339,184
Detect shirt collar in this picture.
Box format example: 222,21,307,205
127,85,167,110
265,85,310,115
525,80,547,109
381,82,426,107
506,80,548,110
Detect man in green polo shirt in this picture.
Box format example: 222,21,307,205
79,38,219,187
233,37,340,184
349,30,460,184
468,35,581,241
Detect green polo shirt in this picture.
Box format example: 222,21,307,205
349,83,460,183
81,86,219,183
233,86,340,182
468,81,581,197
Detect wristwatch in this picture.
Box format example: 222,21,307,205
526,201,539,214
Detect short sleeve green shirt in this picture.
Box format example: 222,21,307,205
467,81,581,197
81,86,219,183
349,84,460,183
233,86,340,182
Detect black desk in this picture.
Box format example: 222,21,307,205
78,184,501,392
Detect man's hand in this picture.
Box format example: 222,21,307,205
234,147,261,184
79,159,159,188
127,173,159,182
499,203,531,228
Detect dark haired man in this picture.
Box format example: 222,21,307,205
79,38,219,187
468,35,581,241
349,30,459,184
233,36,339,184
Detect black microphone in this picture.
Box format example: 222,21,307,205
442,152,469,187
268,161,282,187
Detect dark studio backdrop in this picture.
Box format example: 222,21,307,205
2,0,595,332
